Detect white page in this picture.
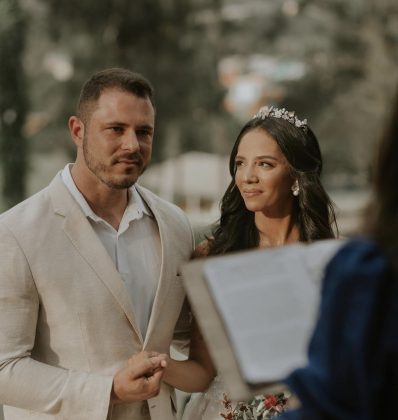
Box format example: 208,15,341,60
203,239,344,385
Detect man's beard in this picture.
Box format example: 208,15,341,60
83,137,145,189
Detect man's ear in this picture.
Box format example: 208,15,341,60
68,116,84,147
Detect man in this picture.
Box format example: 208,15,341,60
0,68,194,419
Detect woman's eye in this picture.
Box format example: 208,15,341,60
259,162,271,168
235,160,244,167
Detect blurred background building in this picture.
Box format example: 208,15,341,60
0,0,397,416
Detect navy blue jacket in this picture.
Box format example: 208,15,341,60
282,239,398,420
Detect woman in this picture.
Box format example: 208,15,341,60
207,106,337,256
156,106,337,418
280,92,398,420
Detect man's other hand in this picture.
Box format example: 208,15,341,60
111,351,168,403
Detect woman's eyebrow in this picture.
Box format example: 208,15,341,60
235,154,278,161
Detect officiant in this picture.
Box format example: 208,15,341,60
281,90,398,419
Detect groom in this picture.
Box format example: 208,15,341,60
0,68,194,419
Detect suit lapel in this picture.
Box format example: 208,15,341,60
137,187,175,345
49,175,143,343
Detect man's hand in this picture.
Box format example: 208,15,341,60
112,351,168,403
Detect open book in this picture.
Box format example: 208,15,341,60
181,239,344,400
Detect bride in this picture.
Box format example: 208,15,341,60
162,106,337,419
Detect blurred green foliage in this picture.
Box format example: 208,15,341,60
0,0,397,210
0,0,28,208
41,0,232,161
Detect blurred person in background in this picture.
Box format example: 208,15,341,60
154,105,338,419
280,89,398,420
0,68,194,420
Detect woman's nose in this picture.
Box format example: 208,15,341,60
244,166,258,183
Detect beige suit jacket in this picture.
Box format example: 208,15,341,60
0,174,194,420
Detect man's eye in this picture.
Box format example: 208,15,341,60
111,127,124,134
137,130,152,139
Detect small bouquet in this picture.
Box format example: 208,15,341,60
220,392,289,419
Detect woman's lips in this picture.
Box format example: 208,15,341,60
242,190,263,197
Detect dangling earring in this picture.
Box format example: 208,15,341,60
291,180,300,197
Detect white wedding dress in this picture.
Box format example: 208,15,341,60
181,377,292,420
181,376,226,420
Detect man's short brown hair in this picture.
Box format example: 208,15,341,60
77,68,155,124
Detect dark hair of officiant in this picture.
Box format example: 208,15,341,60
365,89,398,264
208,108,337,256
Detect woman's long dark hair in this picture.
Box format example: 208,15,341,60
365,90,398,257
208,114,337,256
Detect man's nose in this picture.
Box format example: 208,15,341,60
121,131,140,152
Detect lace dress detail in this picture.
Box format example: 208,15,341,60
182,376,226,420
182,376,291,419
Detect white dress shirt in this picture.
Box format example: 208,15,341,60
61,164,161,338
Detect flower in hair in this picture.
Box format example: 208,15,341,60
253,105,308,131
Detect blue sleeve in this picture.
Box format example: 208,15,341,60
281,239,397,420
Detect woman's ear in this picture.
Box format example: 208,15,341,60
68,116,85,148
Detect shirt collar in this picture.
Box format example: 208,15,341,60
61,164,152,224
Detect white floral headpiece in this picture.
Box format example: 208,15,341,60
253,105,308,131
